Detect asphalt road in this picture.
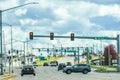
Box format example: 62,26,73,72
11,66,120,80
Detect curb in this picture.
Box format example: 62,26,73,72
0,74,16,80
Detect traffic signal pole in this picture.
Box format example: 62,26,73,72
77,47,80,64
30,33,120,72
117,35,120,72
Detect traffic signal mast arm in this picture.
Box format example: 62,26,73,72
33,35,117,40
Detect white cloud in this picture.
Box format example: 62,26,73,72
53,7,72,20
98,5,120,20
20,19,38,26
25,0,56,9
52,20,66,27
1,0,120,55
0,0,19,10
15,9,27,16
98,30,120,37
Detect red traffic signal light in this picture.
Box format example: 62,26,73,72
29,32,33,40
71,33,74,41
50,32,54,40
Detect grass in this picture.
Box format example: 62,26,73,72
91,65,118,72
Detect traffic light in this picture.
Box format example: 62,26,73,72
56,49,58,52
64,49,66,53
74,52,76,56
50,32,54,40
29,32,33,40
8,50,10,54
38,49,40,52
71,33,74,41
16,50,18,54
47,49,49,53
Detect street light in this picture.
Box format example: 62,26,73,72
0,2,39,75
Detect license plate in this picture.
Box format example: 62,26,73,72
27,69,29,70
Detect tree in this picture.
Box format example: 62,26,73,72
103,44,117,65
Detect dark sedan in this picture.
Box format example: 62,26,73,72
43,62,50,66
21,65,36,76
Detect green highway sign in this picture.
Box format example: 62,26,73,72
94,36,109,40
67,50,76,52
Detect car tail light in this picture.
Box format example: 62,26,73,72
31,67,34,70
22,68,25,70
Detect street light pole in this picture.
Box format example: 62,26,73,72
77,47,80,64
0,10,3,75
0,2,39,75
10,25,14,73
24,42,26,63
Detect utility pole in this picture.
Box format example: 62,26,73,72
0,10,3,75
86,47,89,64
26,38,29,63
77,47,80,64
53,45,55,57
10,25,14,73
2,31,6,73
60,44,63,56
117,35,120,72
24,42,26,63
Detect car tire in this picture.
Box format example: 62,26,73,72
66,70,71,74
21,74,23,76
33,73,36,76
82,69,88,74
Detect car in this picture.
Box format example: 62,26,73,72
63,64,91,74
50,61,58,66
21,65,36,76
58,63,66,71
21,61,25,65
43,62,50,66
32,62,38,68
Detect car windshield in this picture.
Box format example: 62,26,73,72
23,65,33,68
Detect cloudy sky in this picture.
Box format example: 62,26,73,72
0,0,120,55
